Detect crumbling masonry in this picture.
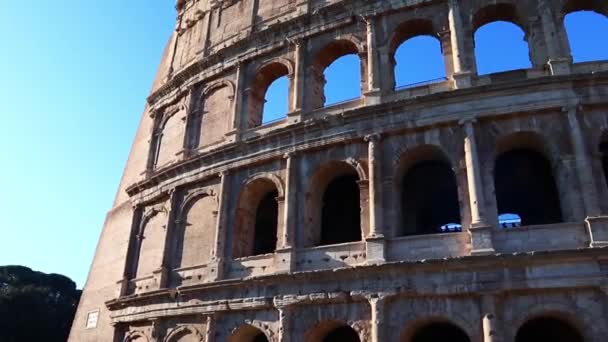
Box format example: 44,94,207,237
69,0,608,341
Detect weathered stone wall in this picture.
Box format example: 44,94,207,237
69,0,608,341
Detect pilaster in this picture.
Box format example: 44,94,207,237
276,152,297,273
209,171,230,281
448,0,472,88
538,0,572,75
481,295,500,342
365,134,385,264
363,15,381,105
461,118,495,256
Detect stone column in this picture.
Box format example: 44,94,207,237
365,134,386,264
155,190,180,289
276,152,297,273
538,0,572,75
277,305,293,342
566,105,600,216
227,62,245,142
290,40,305,115
566,105,608,247
481,295,500,342
363,16,381,104
461,119,495,255
209,171,230,281
447,0,472,88
367,294,388,342
205,314,217,342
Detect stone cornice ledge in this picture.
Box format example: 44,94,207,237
106,247,608,322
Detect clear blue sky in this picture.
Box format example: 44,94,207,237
0,1,606,288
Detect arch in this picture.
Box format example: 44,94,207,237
305,320,361,342
151,109,184,169
172,190,217,271
164,326,204,342
400,317,471,342
311,39,364,108
124,331,150,342
473,4,532,75
515,315,584,342
247,59,294,128
564,10,608,63
133,205,168,279
233,175,283,257
396,145,461,236
494,132,563,226
563,0,608,17
228,324,270,342
389,19,447,89
305,160,365,247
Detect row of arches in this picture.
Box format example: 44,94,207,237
235,132,576,258
258,9,608,124
134,129,608,277
226,315,584,342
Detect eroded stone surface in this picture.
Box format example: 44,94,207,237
69,0,608,341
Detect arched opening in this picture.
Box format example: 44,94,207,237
313,40,362,108
229,325,269,342
248,62,291,128
398,147,460,236
390,19,446,89
253,190,279,255
473,5,531,75
601,134,608,190
564,10,608,63
494,149,563,226
234,178,281,258
515,316,584,342
321,174,361,245
322,325,360,342
409,322,471,342
262,76,289,124
394,36,446,89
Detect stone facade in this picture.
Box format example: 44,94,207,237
69,0,608,341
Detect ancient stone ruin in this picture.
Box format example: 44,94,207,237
69,0,608,341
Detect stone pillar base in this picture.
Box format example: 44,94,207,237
206,258,225,282
586,216,608,248
286,110,303,125
363,89,382,106
469,225,496,256
274,247,296,274
547,58,571,76
366,235,386,265
452,71,473,89
224,129,240,144
152,266,169,289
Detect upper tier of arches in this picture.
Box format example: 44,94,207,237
146,0,608,173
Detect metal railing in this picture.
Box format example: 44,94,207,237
395,77,448,91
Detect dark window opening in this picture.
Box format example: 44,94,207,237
323,326,360,342
565,11,608,63
252,332,269,342
320,175,361,245
252,190,279,255
601,139,608,189
401,161,461,236
515,317,584,342
411,322,471,342
494,149,563,226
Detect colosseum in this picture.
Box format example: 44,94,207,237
69,0,608,341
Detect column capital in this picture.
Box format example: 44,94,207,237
365,133,382,143
458,116,477,126
283,151,297,159
219,169,230,178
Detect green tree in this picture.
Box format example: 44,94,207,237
0,266,81,342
